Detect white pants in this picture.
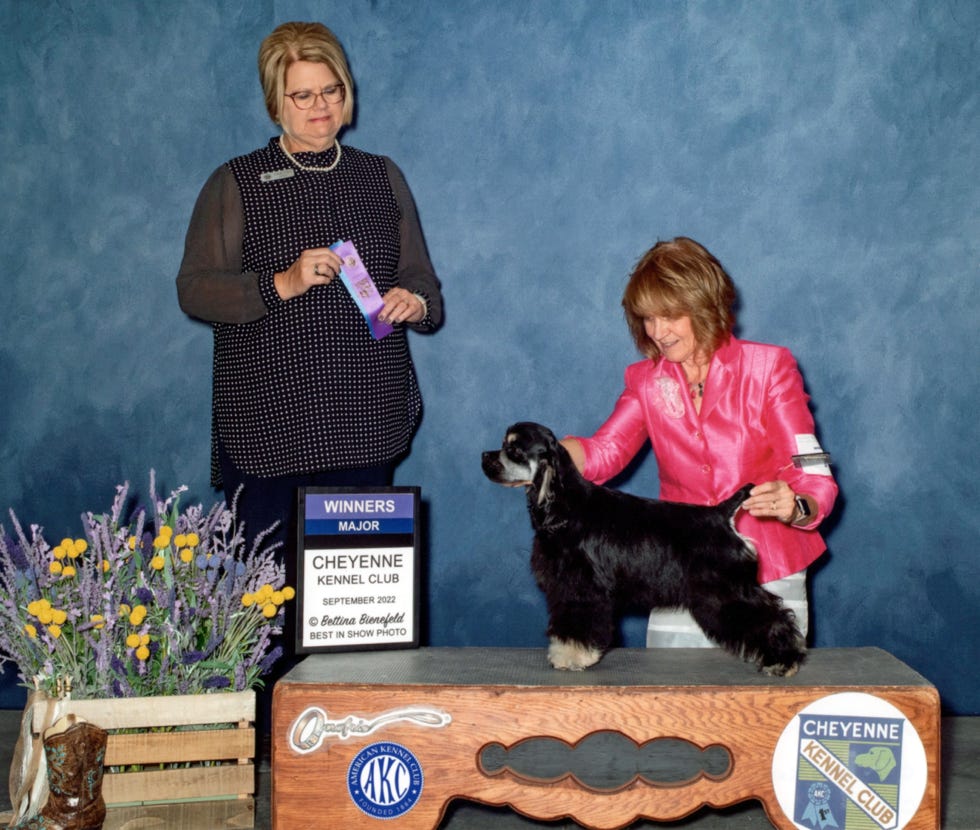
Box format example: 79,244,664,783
645,570,809,648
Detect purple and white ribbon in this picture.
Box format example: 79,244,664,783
330,240,393,340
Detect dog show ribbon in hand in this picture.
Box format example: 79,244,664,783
330,240,394,340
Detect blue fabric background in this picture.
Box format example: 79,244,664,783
1,1,977,712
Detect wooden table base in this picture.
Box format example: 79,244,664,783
271,648,939,829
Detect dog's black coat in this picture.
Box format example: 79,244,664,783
482,422,806,676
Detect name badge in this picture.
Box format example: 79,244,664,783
260,168,295,183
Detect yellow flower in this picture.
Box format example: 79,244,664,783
69,539,87,558
61,565,76,578
24,624,37,638
271,590,285,606
150,526,174,549
52,544,68,561
241,594,255,607
139,633,150,646
282,586,296,600
179,548,193,564
129,605,147,625
90,614,105,630
59,537,74,552
47,624,62,639
37,607,54,625
185,532,200,547
135,645,150,661
101,559,111,573
51,608,68,625
127,536,137,551
262,603,277,619
119,603,131,616
150,555,166,571
126,633,141,648
27,599,50,617
49,561,63,575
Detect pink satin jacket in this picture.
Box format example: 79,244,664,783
575,338,838,583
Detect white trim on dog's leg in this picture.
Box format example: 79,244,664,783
547,637,602,671
731,522,759,560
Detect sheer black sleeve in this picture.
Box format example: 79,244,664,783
176,165,274,324
385,157,443,331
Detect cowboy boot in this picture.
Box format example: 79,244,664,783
10,714,108,830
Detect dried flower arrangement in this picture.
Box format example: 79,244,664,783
0,473,293,699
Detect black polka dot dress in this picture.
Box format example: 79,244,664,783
187,138,437,483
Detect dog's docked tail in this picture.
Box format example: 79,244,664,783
720,483,755,521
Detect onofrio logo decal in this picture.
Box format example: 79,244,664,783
772,693,928,830
347,742,423,819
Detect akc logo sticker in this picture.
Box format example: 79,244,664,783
348,741,423,819
772,693,928,830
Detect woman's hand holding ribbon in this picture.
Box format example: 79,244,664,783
274,247,343,301
380,287,425,324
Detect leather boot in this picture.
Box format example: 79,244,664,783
10,714,108,830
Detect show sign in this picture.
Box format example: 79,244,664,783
296,487,420,653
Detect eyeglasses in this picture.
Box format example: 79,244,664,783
284,83,345,109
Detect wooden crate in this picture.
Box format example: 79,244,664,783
272,648,940,830
30,690,255,827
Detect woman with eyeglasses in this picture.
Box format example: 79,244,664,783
177,22,442,558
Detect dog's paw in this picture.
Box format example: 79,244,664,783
547,638,602,671
760,644,806,677
761,660,801,678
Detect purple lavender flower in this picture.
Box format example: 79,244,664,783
259,646,283,675
202,675,231,690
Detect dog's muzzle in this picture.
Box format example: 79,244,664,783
482,450,533,487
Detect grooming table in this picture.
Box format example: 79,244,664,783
271,647,939,829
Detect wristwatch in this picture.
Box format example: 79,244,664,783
793,495,811,524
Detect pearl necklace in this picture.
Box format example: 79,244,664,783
279,136,342,172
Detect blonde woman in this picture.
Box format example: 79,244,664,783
562,237,837,648
178,22,442,556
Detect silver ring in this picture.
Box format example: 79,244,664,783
313,264,321,276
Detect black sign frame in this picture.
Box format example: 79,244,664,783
295,486,420,654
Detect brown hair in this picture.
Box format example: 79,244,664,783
622,237,737,360
257,22,354,125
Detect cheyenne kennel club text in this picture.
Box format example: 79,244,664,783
313,552,405,586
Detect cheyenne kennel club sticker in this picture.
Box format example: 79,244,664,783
348,742,424,819
772,693,928,829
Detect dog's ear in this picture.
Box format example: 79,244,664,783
534,459,555,507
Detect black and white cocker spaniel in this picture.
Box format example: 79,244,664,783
481,422,805,676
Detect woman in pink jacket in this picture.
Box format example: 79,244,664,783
562,237,838,648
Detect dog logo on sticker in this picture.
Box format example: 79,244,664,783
771,693,928,830
348,741,423,818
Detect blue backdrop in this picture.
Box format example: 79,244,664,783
1,1,977,713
